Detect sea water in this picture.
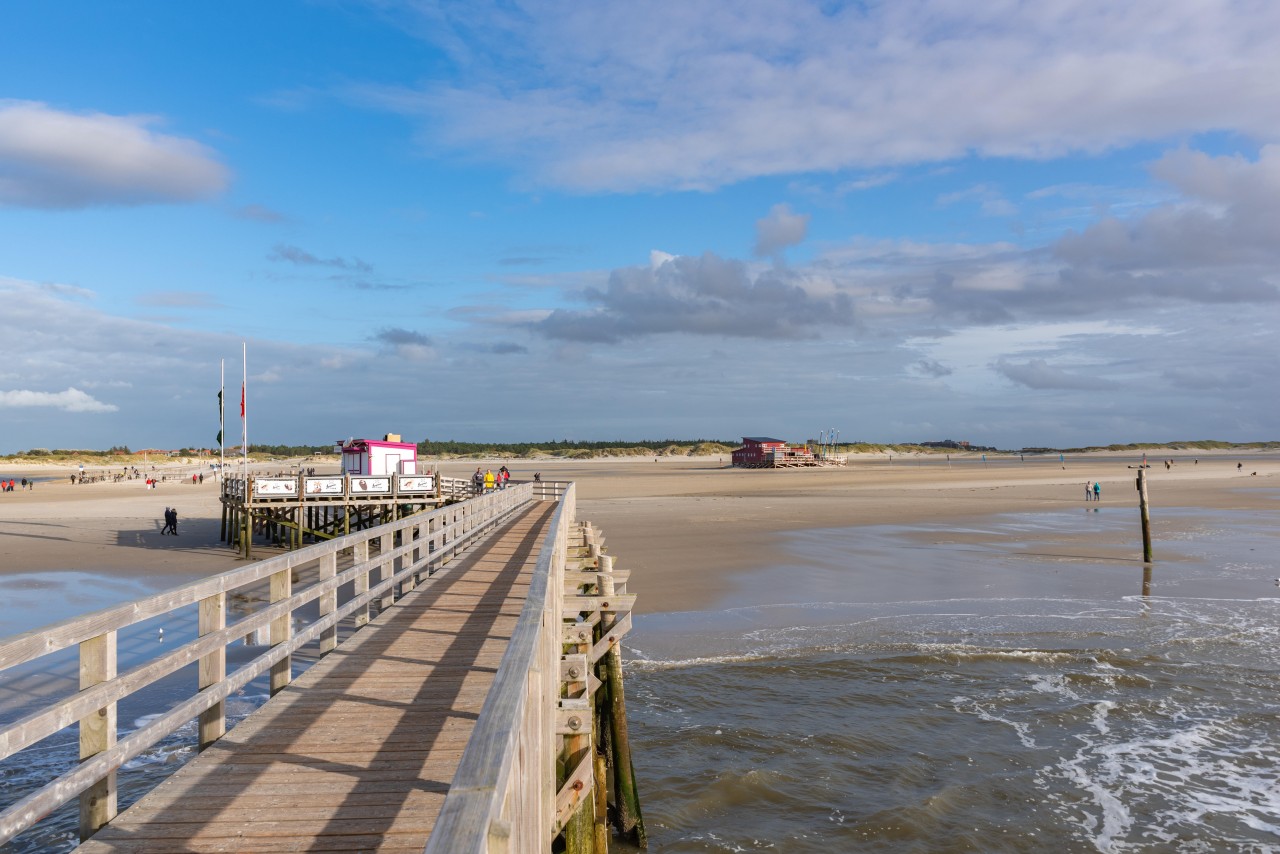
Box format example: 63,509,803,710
3,508,1278,852
623,507,1280,852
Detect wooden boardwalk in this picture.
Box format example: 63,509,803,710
77,501,556,853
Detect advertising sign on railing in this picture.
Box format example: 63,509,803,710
304,477,345,495
254,478,298,497
349,477,392,494
397,475,435,493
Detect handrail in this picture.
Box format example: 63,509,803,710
425,483,576,853
0,483,539,846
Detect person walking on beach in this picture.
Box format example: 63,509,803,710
1085,482,1093,502
1093,482,1101,501
161,508,173,535
170,508,179,536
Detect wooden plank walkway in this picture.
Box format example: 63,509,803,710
77,501,557,853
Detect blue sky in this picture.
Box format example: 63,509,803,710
2,0,1278,452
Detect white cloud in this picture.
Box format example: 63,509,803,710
369,0,1280,192
754,203,810,256
0,100,229,208
0,387,117,413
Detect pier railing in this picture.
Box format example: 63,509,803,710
0,483,539,847
427,482,646,853
425,483,576,852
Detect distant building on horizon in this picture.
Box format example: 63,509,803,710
731,436,842,468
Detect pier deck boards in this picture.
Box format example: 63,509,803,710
77,501,556,853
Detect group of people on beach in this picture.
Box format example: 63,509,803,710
472,466,512,493
160,507,179,535
2,478,23,492
1084,481,1101,501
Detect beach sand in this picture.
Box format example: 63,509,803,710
1,452,1275,620
437,452,1278,614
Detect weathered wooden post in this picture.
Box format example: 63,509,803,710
599,553,646,846
78,631,117,839
198,592,226,749
1137,468,1153,562
269,567,291,694
379,533,396,611
563,628,595,853
319,551,337,655
353,539,370,627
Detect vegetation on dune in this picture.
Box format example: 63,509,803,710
3,439,1276,465
419,440,738,460
1059,440,1280,454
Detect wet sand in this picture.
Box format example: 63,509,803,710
426,452,1279,614
1,452,1275,621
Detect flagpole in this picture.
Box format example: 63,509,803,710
242,343,248,480
219,359,225,483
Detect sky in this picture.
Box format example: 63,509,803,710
1,0,1278,453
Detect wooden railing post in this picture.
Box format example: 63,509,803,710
269,568,292,694
198,593,226,750
78,631,117,840
352,540,370,627
379,533,395,611
319,552,337,655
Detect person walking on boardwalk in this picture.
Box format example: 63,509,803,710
1093,481,1101,501
483,469,496,493
472,467,484,494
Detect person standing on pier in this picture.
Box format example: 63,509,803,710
472,467,484,494
483,469,495,492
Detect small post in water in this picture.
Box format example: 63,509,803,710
1136,468,1153,562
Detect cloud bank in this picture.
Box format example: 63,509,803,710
536,251,853,343
0,100,229,208
371,0,1280,192
0,387,117,413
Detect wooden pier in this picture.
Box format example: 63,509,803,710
219,472,477,559
0,481,644,852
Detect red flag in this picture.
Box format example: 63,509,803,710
240,383,245,418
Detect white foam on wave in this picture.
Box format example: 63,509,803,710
1027,672,1081,701
951,694,1038,749
1053,714,1280,850
1090,701,1114,736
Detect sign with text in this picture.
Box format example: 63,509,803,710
397,475,435,493
304,477,345,495
253,478,297,497
349,477,391,494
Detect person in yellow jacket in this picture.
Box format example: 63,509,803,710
483,469,496,492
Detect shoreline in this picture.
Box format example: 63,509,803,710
0,454,1275,615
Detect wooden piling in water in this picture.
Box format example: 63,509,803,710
1137,468,1153,562
598,552,646,846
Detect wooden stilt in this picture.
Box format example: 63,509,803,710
1137,468,1153,563
599,554,645,846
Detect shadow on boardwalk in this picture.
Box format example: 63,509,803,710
80,502,555,853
